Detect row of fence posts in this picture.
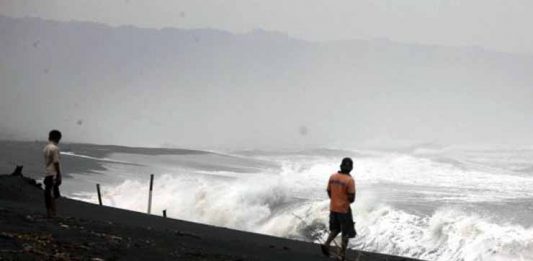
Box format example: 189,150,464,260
96,174,167,217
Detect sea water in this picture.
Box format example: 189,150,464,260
62,145,533,261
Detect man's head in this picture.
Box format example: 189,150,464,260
340,157,353,174
48,130,62,144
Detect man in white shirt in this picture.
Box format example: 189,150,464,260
43,130,62,217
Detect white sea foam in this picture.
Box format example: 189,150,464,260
70,151,533,260
61,151,131,164
355,154,533,201
351,206,533,261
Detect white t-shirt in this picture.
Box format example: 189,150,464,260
43,142,60,177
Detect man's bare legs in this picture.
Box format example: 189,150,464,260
340,237,349,259
48,199,56,218
321,230,340,257
322,231,350,260
44,177,56,218
324,230,340,247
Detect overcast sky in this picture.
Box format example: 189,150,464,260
1,0,532,149
1,0,533,55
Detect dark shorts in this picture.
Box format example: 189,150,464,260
44,176,61,201
329,209,356,238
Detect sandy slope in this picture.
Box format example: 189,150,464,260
0,174,419,261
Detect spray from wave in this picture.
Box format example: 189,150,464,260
70,152,533,261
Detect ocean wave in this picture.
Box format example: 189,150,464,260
70,159,533,261
61,151,133,164
349,206,533,261
355,154,533,201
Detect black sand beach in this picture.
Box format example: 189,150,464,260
0,141,212,179
0,174,420,261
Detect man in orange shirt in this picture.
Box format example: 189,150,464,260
321,157,356,260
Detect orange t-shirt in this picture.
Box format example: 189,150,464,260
327,172,356,213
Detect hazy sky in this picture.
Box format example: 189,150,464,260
1,0,533,55
1,1,532,149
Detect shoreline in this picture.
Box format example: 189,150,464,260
0,174,420,260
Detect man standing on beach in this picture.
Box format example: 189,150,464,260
43,130,62,217
321,157,356,260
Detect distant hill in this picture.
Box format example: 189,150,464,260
1,15,532,148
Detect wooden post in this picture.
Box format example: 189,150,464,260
147,174,154,214
96,184,102,206
163,209,167,218
11,165,23,176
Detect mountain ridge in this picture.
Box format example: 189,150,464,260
1,14,532,148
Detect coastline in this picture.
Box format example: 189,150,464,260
0,174,420,260
0,141,213,180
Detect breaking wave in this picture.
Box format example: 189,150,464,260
71,155,533,261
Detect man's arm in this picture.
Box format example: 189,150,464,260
347,178,356,203
53,148,61,185
348,193,355,203
326,176,332,198
54,162,61,184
